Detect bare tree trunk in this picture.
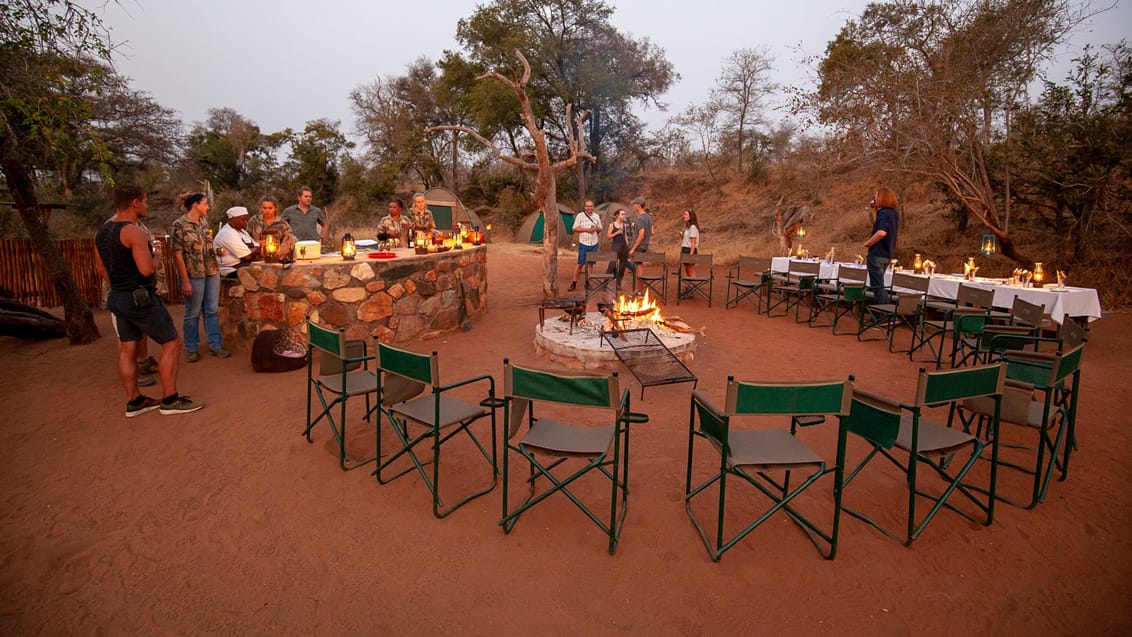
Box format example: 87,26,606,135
0,139,100,345
540,179,559,299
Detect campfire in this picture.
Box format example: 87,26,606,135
599,290,700,334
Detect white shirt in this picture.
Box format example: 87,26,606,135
572,211,602,247
214,223,257,275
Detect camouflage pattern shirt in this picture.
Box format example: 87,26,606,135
376,214,413,244
247,215,297,259
171,214,220,278
409,208,436,233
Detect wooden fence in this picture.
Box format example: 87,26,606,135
0,238,181,309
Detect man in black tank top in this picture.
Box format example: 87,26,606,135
94,186,204,417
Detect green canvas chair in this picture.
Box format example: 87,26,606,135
373,343,501,518
674,253,714,306
957,345,1084,509
304,320,379,471
686,378,854,561
842,364,1006,545
500,361,648,554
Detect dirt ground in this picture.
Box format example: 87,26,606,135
1,244,1130,635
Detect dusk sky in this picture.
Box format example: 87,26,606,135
89,0,1129,139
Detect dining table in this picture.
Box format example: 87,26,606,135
770,258,1102,325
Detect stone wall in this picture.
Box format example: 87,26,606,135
219,246,487,350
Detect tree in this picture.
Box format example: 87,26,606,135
450,0,675,198
429,51,594,299
714,47,776,175
184,108,286,193
813,0,1091,266
0,0,114,344
283,119,353,205
1009,42,1132,261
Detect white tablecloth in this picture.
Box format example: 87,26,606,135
892,273,1101,324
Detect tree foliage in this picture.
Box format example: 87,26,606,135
449,0,675,197
813,0,1090,265
1008,42,1132,260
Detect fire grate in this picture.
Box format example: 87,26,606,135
539,296,587,334
600,327,698,399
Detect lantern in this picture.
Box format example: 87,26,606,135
1032,262,1044,285
795,222,807,239
341,233,356,260
485,222,493,243
913,253,923,273
473,226,482,245
980,234,997,257
964,257,978,280
262,230,280,263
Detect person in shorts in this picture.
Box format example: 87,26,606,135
568,200,602,291
94,185,204,417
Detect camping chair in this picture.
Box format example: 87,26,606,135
373,343,501,518
304,321,379,471
841,364,1006,545
767,260,820,321
810,266,869,334
912,284,995,369
500,361,648,554
725,256,771,311
956,345,1084,509
584,250,620,300
860,291,926,352
674,253,714,306
953,297,1048,367
632,251,669,304
686,378,853,561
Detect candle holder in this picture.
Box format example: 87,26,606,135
341,233,356,260
262,229,280,263
980,234,997,257
1032,262,1044,286
912,253,923,273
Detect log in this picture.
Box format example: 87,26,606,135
0,298,66,339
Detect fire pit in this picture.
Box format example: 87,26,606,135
534,291,698,371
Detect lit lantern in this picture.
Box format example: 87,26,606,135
913,253,923,273
473,226,482,245
964,257,978,280
980,234,997,257
262,230,280,263
795,222,807,239
1032,262,1044,285
485,223,493,243
341,233,356,260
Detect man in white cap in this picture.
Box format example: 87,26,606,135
214,206,260,277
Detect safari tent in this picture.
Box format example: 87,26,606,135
422,187,484,230
516,203,577,248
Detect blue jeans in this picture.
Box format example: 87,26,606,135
183,274,222,352
867,253,891,305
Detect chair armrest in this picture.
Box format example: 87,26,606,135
437,372,496,396
623,411,650,425
480,397,507,409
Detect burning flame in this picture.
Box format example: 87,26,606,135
612,289,665,324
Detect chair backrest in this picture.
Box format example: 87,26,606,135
505,360,621,409
914,363,1006,407
1055,344,1085,385
308,320,368,375
896,292,925,315
789,260,821,276
633,251,667,266
846,389,902,449
956,284,994,309
680,253,713,268
838,266,868,284
504,360,625,439
376,342,438,385
587,250,619,265
1011,297,1045,328
1059,319,1087,350
840,283,868,301
952,306,989,335
726,378,853,418
891,272,930,294
735,256,769,278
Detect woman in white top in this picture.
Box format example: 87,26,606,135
680,208,700,276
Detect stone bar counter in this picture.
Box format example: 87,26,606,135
219,246,487,350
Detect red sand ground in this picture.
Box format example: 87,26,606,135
1,244,1130,635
